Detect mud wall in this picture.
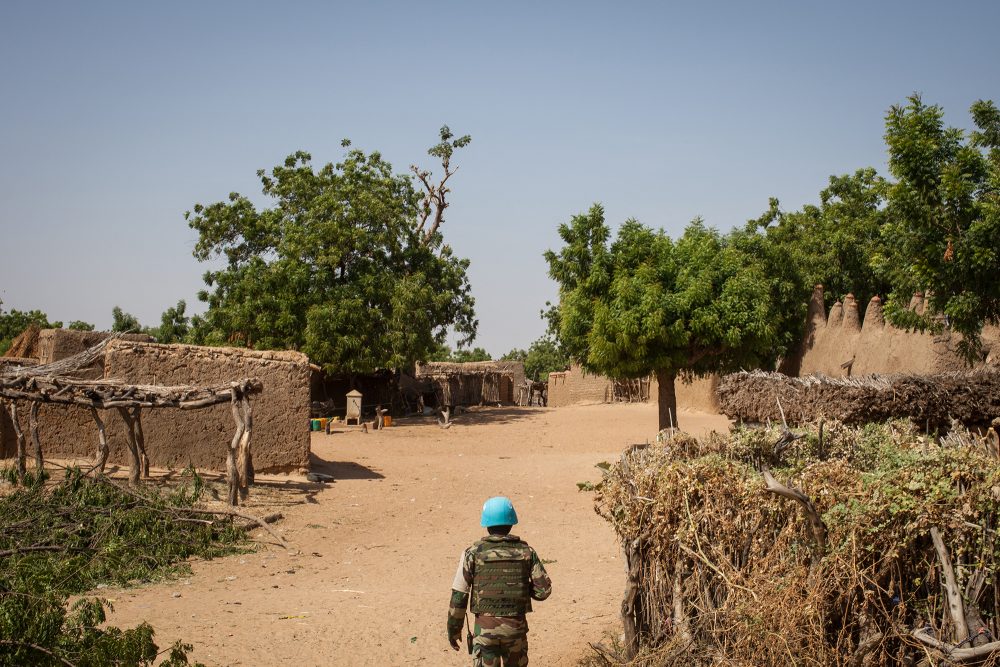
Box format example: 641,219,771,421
547,364,611,407
1,332,311,473
548,363,721,412
798,286,1000,377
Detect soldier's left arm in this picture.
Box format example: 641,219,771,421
529,549,552,601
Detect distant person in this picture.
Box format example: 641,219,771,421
447,496,552,666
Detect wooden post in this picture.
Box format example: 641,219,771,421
236,388,254,501
117,407,141,486
29,401,43,472
90,407,110,473
5,400,27,480
131,407,149,478
621,538,643,660
228,388,246,506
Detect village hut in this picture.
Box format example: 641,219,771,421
414,360,526,407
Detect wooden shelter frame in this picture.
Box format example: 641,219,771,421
0,337,262,505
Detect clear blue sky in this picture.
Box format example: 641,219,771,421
1,1,997,355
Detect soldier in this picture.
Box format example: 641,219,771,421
447,496,552,666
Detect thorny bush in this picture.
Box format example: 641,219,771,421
0,467,248,666
587,421,1000,666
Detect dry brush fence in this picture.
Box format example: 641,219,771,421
0,337,262,505
592,422,1000,666
718,369,1000,430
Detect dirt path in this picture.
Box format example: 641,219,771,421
106,404,729,666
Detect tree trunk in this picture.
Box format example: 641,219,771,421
656,368,678,431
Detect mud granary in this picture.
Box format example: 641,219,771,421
1,329,311,472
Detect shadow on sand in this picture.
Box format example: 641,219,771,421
391,405,546,429
308,452,384,480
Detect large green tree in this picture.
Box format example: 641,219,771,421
545,205,803,429
187,128,477,374
879,95,1000,360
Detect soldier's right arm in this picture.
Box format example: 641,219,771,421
446,548,475,645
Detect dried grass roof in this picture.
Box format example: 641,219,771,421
718,368,1000,428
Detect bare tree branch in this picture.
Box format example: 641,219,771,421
930,526,970,643
762,466,828,551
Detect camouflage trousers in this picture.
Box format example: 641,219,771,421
471,614,529,667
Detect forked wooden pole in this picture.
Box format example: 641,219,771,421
228,388,246,506
29,401,43,472
131,406,149,478
5,400,27,479
90,407,110,473
116,407,141,486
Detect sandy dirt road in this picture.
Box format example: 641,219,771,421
105,403,729,666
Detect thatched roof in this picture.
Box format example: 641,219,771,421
415,360,524,378
3,323,40,358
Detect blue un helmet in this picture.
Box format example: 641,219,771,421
481,496,519,527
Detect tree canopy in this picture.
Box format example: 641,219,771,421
186,128,476,374
111,306,142,333
156,300,190,344
756,168,890,308
502,336,568,382
545,205,803,428
429,344,492,363
878,95,1000,360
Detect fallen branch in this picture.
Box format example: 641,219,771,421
930,526,969,643
912,627,1000,662
187,507,287,547
761,466,828,551
0,544,67,558
0,640,77,667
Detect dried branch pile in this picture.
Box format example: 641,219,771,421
592,421,1000,666
718,369,1000,429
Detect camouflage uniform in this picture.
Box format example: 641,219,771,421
447,534,552,666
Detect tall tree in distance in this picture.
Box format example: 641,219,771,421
111,306,141,333
157,300,190,344
546,205,803,429
880,95,1000,360
67,321,95,331
187,128,476,374
502,336,568,382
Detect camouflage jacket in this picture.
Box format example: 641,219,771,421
447,535,552,640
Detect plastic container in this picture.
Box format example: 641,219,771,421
310,419,321,431
382,415,392,427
